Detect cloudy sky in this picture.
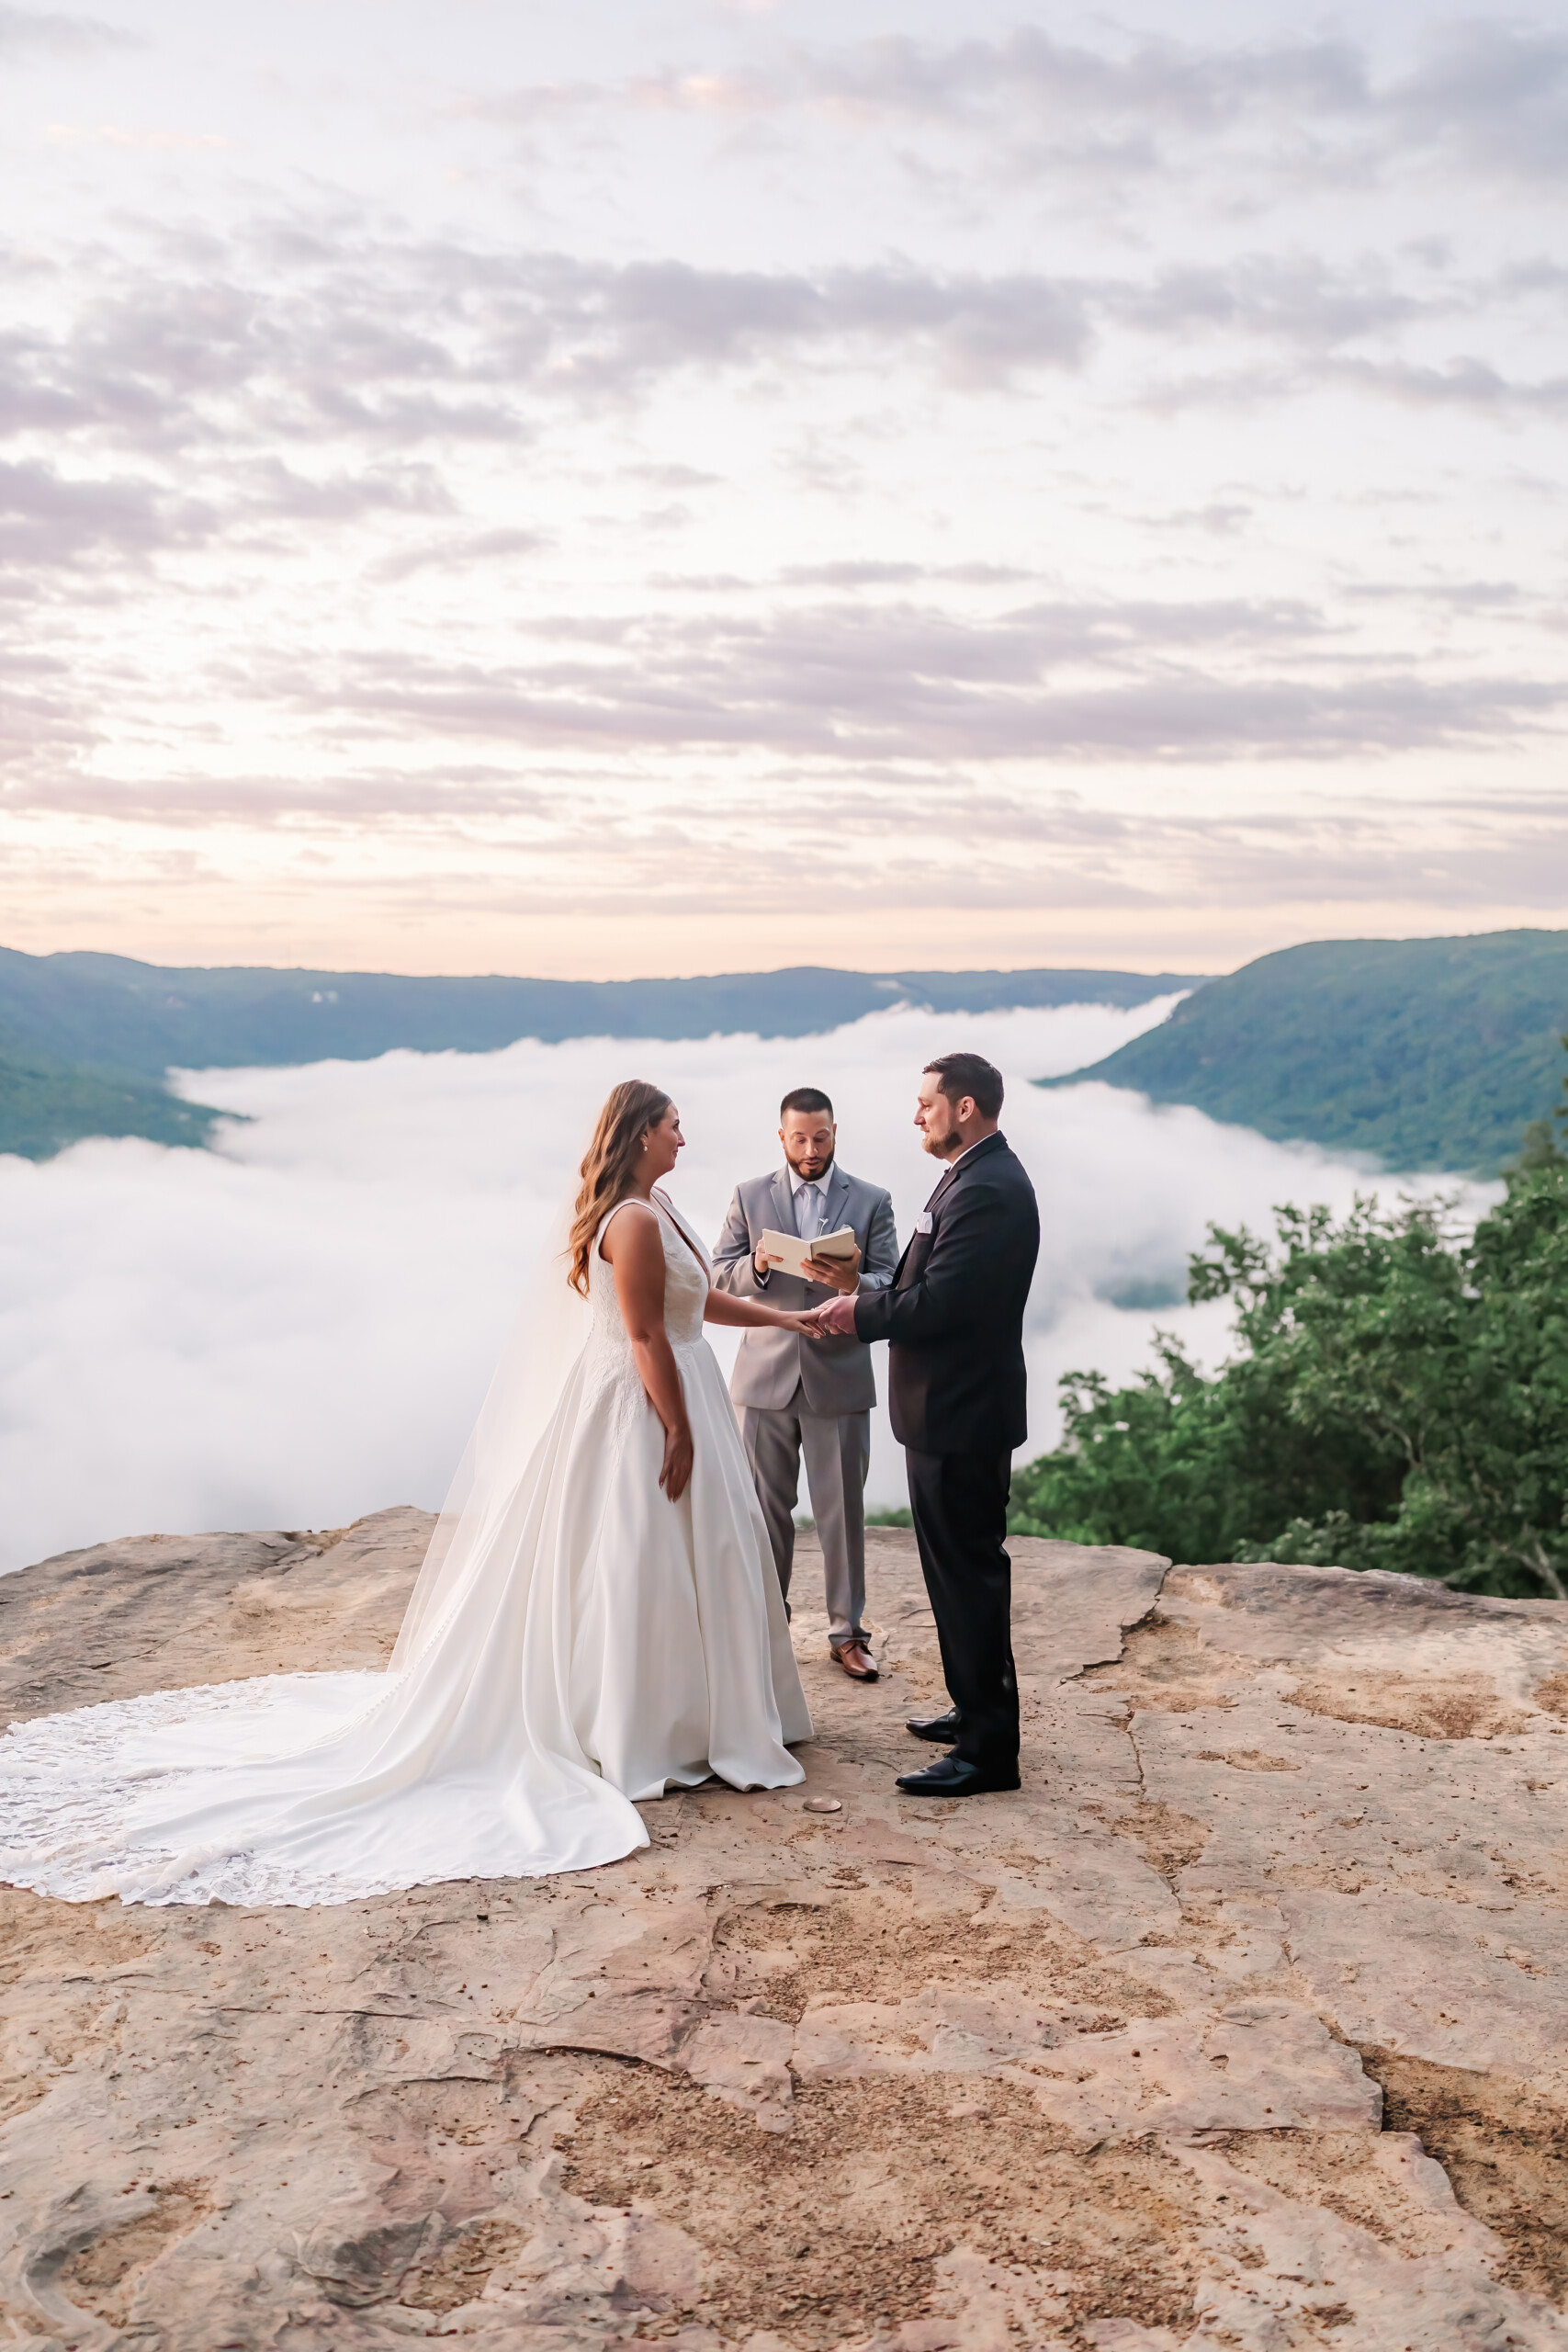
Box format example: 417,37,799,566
5,0,1567,979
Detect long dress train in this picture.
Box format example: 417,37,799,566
0,1191,810,1905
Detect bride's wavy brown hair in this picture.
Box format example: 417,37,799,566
568,1080,672,1295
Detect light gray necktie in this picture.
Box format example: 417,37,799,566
795,1182,822,1243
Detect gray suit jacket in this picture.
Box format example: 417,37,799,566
713,1165,898,1413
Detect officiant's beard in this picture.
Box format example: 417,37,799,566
784,1142,835,1180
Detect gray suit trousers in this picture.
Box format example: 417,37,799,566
739,1389,870,1648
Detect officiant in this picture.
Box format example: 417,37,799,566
712,1089,899,1682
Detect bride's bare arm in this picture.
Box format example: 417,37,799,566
602,1204,694,1501
704,1288,817,1333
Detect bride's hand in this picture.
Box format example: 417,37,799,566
784,1310,825,1337
660,1420,694,1502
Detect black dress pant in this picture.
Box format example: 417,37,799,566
904,1447,1018,1775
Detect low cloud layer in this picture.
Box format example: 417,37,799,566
0,1001,1491,1574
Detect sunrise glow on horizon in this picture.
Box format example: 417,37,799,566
5,0,1566,980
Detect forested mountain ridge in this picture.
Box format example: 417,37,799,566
0,950,1198,1160
0,1054,226,1159
1043,929,1568,1173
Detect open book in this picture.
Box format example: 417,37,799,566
759,1225,858,1281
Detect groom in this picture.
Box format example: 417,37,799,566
804,1052,1040,1795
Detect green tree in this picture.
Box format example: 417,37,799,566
1513,1028,1568,1170
1010,1159,1568,1601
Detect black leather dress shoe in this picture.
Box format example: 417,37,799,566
895,1755,1021,1797
907,1708,962,1744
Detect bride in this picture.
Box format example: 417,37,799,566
0,1081,818,1905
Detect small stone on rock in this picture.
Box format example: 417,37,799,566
803,1797,843,1814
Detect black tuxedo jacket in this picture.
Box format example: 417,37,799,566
852,1130,1040,1454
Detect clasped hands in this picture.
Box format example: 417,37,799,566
774,1302,856,1336
797,1291,859,1339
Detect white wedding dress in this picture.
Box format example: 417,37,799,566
0,1191,810,1906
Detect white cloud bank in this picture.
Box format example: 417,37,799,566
0,999,1493,1573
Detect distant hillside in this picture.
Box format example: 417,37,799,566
0,949,1198,1161
1043,930,1568,1173
0,1053,228,1160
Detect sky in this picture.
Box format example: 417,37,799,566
4,0,1567,979
0,999,1493,1572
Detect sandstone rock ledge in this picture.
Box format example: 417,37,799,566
2,1515,1567,2352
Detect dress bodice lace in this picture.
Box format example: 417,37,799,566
589,1191,710,1356
578,1192,710,1450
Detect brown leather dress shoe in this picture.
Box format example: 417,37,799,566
831,1640,879,1682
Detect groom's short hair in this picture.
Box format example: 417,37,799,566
925,1052,1004,1120
781,1086,833,1119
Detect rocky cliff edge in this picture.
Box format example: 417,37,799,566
2,1516,1566,2351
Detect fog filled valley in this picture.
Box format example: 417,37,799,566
0,998,1492,1575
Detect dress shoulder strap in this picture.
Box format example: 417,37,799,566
596,1194,659,1254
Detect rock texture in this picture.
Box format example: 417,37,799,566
3,1515,1568,2350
